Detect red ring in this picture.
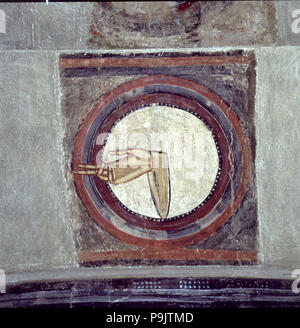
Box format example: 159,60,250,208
91,93,230,231
72,75,252,248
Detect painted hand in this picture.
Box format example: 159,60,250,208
73,148,153,184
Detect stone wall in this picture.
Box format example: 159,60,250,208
0,2,299,275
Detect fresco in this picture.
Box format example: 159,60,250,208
89,1,276,48
59,51,258,266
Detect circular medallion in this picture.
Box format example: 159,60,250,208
102,104,220,220
72,75,252,248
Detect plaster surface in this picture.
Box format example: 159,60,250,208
0,51,76,272
0,1,298,50
255,47,300,267
0,3,93,50
276,0,300,46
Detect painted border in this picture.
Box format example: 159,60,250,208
77,249,257,264
59,54,249,69
72,75,252,250
89,92,230,230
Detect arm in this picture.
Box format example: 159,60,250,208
73,148,157,184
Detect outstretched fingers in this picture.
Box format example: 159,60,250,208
73,162,109,180
73,170,99,175
77,163,99,169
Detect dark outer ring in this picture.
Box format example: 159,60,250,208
82,87,241,237
90,93,230,231
72,75,252,248
103,100,221,223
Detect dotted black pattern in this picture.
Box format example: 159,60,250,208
99,102,222,223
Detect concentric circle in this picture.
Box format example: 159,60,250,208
101,103,220,221
89,93,230,231
72,75,252,248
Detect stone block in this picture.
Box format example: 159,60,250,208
0,3,93,50
31,3,92,50
0,51,76,272
0,3,34,49
276,1,300,46
255,47,300,267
